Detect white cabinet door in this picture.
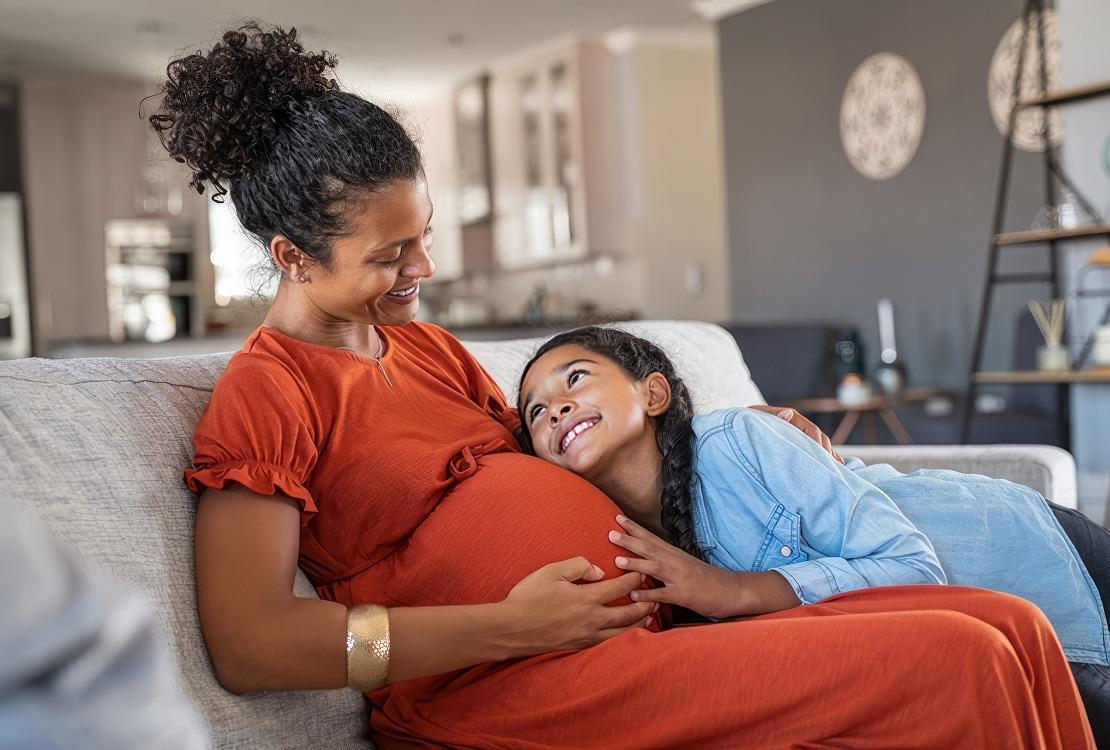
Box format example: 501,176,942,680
491,44,590,270
0,193,31,359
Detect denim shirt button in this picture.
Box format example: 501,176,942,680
780,545,792,557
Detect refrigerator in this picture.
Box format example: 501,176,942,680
0,192,31,359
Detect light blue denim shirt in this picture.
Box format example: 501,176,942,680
690,407,1109,665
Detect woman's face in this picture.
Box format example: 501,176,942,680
306,177,436,327
520,344,657,480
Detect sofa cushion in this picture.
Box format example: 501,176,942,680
461,319,764,409
0,353,371,749
0,320,759,749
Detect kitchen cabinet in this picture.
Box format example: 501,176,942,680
488,40,622,270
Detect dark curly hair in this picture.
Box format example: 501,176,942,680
518,327,702,560
146,22,423,275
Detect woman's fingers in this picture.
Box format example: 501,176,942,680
779,407,845,464
549,556,605,583
595,616,655,642
584,571,644,604
600,600,657,630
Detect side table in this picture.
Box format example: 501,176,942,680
789,388,953,445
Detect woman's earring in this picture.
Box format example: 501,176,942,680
296,272,307,284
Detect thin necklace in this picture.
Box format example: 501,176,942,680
337,334,393,388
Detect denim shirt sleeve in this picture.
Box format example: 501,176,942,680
720,410,946,603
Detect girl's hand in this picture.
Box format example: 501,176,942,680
749,404,844,464
608,515,741,620
499,556,658,657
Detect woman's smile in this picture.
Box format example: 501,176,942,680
384,282,419,305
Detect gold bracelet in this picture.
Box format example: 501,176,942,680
346,604,390,692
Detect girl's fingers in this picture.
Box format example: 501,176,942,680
608,529,653,558
616,514,655,539
628,587,670,604
614,556,661,577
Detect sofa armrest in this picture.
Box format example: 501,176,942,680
841,444,1078,509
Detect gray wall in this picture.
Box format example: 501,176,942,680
719,0,1046,390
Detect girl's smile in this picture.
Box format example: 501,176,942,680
517,333,675,539
520,344,663,481
559,417,600,455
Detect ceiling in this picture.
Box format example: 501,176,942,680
0,0,709,102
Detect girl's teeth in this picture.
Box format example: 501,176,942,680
561,420,596,452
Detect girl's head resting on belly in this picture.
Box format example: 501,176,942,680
147,22,436,333
517,327,702,559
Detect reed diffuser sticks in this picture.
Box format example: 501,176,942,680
1028,299,1065,346
1029,299,1069,371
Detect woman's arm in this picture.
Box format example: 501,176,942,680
196,485,655,694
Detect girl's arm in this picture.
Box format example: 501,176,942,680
196,485,656,693
610,409,944,619
720,409,945,604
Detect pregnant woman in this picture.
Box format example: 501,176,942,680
164,23,1094,747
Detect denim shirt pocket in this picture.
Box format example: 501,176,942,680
753,504,808,571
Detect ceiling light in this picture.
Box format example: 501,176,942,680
690,0,773,21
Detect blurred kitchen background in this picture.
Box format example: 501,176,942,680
2,0,1109,514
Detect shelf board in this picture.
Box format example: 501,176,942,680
996,225,1110,246
973,370,1110,384
1019,81,1110,108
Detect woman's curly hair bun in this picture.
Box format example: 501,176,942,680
148,22,338,199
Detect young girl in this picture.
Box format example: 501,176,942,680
518,325,1110,742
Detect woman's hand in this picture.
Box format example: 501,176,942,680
497,556,658,657
607,516,743,620
749,404,844,464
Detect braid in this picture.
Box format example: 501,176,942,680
656,377,700,560
518,326,703,560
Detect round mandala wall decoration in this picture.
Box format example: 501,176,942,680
840,53,927,181
988,9,1062,153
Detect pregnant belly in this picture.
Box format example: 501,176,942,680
353,452,633,608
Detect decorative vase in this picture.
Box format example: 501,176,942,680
1093,326,1110,368
837,374,872,406
1036,343,1069,372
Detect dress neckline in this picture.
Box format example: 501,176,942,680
257,325,395,366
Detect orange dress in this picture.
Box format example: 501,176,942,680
186,323,1094,749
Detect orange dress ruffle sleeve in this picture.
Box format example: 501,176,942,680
185,323,1094,749
186,350,320,519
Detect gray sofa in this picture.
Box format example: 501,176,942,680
0,320,1077,748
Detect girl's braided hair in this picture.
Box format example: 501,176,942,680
518,327,702,559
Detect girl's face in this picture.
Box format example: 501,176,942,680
302,177,436,327
520,344,663,479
